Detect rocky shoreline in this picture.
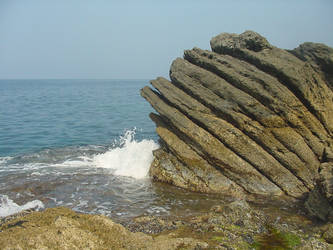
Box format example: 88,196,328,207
141,31,333,222
1,31,332,249
1,200,333,249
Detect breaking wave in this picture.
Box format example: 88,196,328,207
0,195,44,217
92,129,159,179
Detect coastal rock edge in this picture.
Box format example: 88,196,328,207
141,31,333,220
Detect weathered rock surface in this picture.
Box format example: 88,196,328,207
141,31,333,202
0,207,207,249
2,203,332,249
305,147,333,221
291,42,333,91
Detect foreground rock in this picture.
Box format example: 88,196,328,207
1,203,332,249
0,207,207,249
141,31,333,204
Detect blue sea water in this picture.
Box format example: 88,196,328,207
0,79,223,220
0,79,156,156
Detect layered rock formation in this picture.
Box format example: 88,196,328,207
305,147,333,221
141,31,333,201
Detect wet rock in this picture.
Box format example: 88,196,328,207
141,30,333,202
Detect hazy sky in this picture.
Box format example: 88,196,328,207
1,0,332,79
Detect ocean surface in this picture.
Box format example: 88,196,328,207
0,79,223,220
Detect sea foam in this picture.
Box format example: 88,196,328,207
0,157,12,165
0,195,44,217
92,129,159,179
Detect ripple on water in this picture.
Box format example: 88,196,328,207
1,129,299,222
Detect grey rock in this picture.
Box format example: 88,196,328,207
140,31,333,211
304,185,331,221
184,48,326,160
151,76,307,197
210,30,272,53
141,86,282,196
319,162,333,202
323,224,333,244
211,31,333,136
291,42,333,91
149,113,245,196
305,147,333,222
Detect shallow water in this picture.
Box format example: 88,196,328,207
0,132,229,220
0,79,229,220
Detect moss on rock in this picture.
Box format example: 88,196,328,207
0,207,206,249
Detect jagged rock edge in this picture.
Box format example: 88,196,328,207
210,38,332,136
168,60,314,191
150,77,308,196
183,48,325,161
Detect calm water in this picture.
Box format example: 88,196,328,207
0,79,224,220
0,79,156,156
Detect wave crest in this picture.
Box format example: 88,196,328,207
0,195,44,217
92,129,159,179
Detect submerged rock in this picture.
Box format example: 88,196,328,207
141,31,333,204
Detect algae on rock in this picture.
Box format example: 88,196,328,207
0,207,207,249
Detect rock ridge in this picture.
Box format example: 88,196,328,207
141,31,333,202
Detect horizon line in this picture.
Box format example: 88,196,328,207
0,78,154,81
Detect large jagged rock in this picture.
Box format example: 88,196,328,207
141,31,333,203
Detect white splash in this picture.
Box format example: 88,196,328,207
53,156,92,168
0,195,44,217
0,157,12,165
92,129,159,179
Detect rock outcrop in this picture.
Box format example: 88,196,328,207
2,203,332,249
291,42,333,91
141,31,333,201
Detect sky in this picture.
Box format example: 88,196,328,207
0,0,332,79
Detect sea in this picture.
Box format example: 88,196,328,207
0,79,223,221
